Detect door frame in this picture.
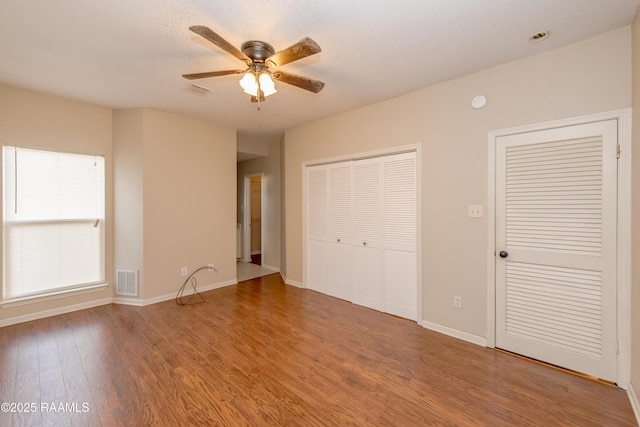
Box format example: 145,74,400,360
486,109,631,387
243,173,264,264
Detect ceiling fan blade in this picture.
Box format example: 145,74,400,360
189,25,251,65
273,71,325,93
266,37,321,68
182,69,244,80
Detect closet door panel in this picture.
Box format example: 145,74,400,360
307,239,328,293
382,152,417,320
329,242,354,301
306,165,328,293
327,162,353,301
383,249,417,320
353,158,382,310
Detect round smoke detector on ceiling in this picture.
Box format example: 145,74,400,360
529,31,550,43
471,95,487,109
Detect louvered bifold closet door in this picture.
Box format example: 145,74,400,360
353,157,382,310
382,152,417,320
495,120,617,381
327,162,354,301
306,165,329,293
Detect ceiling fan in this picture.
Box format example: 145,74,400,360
183,25,325,102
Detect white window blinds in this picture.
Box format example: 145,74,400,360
3,146,105,300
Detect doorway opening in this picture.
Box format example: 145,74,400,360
237,173,273,282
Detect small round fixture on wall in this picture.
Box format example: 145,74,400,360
529,31,549,43
471,95,487,109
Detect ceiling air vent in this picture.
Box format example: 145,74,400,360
185,84,211,96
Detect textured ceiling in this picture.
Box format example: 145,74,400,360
1,0,638,147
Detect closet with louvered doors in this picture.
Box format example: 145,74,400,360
305,151,417,321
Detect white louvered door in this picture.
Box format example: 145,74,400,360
353,157,383,311
305,151,417,321
327,162,354,301
306,165,328,294
382,152,417,320
495,120,617,381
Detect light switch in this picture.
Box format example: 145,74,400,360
468,205,483,218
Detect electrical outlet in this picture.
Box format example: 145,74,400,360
180,267,187,276
208,263,215,272
454,296,462,309
468,205,483,218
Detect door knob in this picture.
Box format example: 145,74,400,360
499,250,508,258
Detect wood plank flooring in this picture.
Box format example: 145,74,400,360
0,273,636,426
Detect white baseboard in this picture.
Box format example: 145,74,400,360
628,382,640,425
112,297,145,307
0,279,240,327
420,320,487,347
141,279,237,306
280,272,303,288
261,264,280,273
0,297,113,327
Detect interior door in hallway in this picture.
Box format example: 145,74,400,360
495,120,618,381
250,177,262,261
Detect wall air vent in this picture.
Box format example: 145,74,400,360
116,270,138,296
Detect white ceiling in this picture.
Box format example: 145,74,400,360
1,0,638,148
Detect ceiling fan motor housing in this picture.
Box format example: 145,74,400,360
241,40,275,62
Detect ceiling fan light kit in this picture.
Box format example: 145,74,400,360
239,71,276,97
183,25,324,103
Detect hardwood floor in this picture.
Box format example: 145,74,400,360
0,273,636,426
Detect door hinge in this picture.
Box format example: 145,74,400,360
616,144,621,159
616,340,620,355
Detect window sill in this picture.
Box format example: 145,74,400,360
1,283,110,309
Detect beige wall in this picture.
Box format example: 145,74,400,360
283,27,632,337
114,108,237,301
0,84,114,321
113,109,144,295
631,8,640,402
236,138,281,270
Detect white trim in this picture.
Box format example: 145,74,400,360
615,110,632,387
487,128,497,347
285,277,304,288
421,320,487,347
415,146,423,323
1,283,110,308
243,176,252,263
486,108,632,387
628,382,640,425
302,143,421,168
140,279,237,306
0,297,112,327
112,297,145,307
0,279,241,326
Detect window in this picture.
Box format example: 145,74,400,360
3,146,105,301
